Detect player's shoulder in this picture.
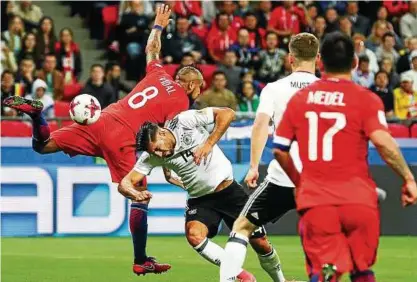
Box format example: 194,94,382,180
137,151,152,163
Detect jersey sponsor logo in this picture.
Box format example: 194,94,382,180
182,134,193,146
290,81,310,89
307,91,346,106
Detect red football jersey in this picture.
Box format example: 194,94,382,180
103,60,189,132
274,77,389,210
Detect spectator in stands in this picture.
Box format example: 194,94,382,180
400,1,417,39
118,0,153,22
11,0,43,30
365,21,388,52
376,6,395,32
82,64,116,109
318,1,347,15
346,1,370,35
312,16,327,41
236,0,252,18
370,70,394,117
180,53,195,66
243,12,266,49
376,32,400,64
173,0,202,23
268,1,306,48
35,16,57,65
256,31,286,83
238,81,259,113
119,0,150,80
55,27,82,85
381,57,401,89
1,40,18,73
242,70,263,94
202,1,217,24
305,4,318,33
383,1,409,18
191,16,209,41
36,53,64,100
207,13,237,63
162,16,205,64
254,0,272,29
18,32,39,66
402,50,417,91
219,1,244,31
339,16,353,37
217,50,244,94
196,71,238,110
25,78,54,118
397,37,417,73
353,33,379,73
1,15,25,57
1,70,18,117
281,54,292,78
105,62,132,100
324,7,339,34
393,73,417,119
229,28,259,69
15,57,36,95
352,55,375,88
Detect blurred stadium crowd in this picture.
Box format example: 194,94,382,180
1,0,417,137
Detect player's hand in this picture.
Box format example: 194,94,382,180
135,190,153,201
245,167,259,189
154,4,171,28
193,143,212,166
401,179,417,207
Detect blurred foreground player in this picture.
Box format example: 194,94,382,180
120,108,285,282
3,4,204,276
274,32,417,282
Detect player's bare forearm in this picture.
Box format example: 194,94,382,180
250,113,270,169
274,149,300,186
371,130,414,182
163,167,184,188
206,108,235,147
145,28,162,64
118,171,152,201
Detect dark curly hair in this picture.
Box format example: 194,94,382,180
136,122,159,152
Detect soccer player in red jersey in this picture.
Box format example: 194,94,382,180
3,4,204,276
274,32,417,282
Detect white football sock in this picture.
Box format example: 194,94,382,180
258,248,286,282
220,232,249,282
193,237,224,266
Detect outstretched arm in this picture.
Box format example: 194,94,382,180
118,170,153,201
146,4,171,64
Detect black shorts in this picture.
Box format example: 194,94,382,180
240,180,296,227
185,181,266,239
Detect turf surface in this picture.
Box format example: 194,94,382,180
2,236,416,282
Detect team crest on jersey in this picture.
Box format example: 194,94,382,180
182,133,193,146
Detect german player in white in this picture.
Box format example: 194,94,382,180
220,33,320,282
119,108,286,282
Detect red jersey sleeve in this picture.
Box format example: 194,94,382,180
146,60,166,75
268,7,281,29
362,91,389,137
273,96,298,151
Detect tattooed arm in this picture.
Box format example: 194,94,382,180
145,4,171,64
370,130,417,206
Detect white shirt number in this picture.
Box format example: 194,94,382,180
128,86,159,109
305,111,346,161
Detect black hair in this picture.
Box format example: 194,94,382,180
176,16,189,22
375,70,390,82
382,31,395,42
265,31,278,40
216,12,229,25
1,70,14,80
244,11,257,18
320,31,355,73
212,70,227,79
358,55,370,64
90,64,104,72
105,61,120,73
136,122,159,152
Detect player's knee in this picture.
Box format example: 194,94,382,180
232,216,256,237
185,223,208,247
249,236,272,255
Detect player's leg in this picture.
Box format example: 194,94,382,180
221,181,294,282
3,96,60,153
298,206,353,282
185,193,255,281
340,205,380,282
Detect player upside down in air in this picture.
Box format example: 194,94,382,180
2,4,204,276
119,107,302,282
273,32,417,282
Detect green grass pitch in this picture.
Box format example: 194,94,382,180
2,236,416,282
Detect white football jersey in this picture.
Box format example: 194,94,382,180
257,71,319,187
134,108,233,198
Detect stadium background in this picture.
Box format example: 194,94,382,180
1,1,417,281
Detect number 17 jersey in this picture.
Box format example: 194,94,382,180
274,77,389,211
